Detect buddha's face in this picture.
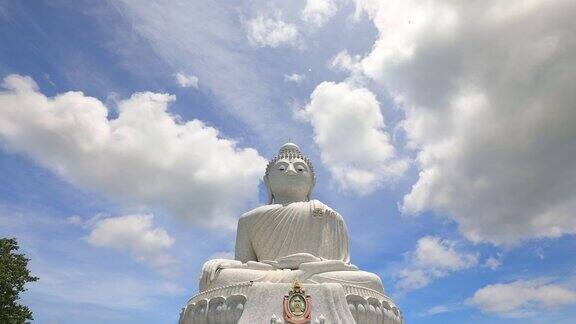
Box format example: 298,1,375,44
266,157,313,203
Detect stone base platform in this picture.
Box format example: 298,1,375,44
179,282,403,323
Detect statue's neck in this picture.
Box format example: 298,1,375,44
273,196,308,205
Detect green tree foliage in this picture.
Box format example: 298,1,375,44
0,238,38,323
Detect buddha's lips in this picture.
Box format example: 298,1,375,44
281,174,308,181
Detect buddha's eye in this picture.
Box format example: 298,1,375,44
294,163,306,172
278,165,286,171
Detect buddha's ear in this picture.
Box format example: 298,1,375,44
264,175,274,204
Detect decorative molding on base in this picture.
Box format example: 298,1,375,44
179,281,404,324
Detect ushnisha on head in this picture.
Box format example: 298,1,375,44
264,143,316,204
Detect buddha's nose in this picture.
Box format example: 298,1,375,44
285,164,297,175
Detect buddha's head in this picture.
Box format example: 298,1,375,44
264,143,315,204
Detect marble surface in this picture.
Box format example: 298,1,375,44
240,283,354,324
179,281,403,324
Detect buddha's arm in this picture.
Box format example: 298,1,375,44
342,216,352,264
235,217,257,263
199,219,262,292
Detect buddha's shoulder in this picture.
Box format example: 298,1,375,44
239,204,280,221
239,200,344,221
310,199,345,221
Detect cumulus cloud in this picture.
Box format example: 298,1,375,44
396,236,477,292
174,72,199,88
301,0,338,27
351,0,576,244
467,279,576,317
84,214,176,276
0,74,266,229
330,50,361,73
284,73,305,84
299,81,408,194
245,13,299,48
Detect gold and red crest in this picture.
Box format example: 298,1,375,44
283,280,312,324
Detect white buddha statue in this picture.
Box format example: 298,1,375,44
181,143,404,324
199,143,384,294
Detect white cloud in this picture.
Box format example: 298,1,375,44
301,0,338,27
413,236,477,270
32,261,183,311
66,215,84,227
85,214,175,276
284,73,305,83
483,255,502,270
467,279,576,317
245,13,299,48
420,303,461,317
109,1,304,143
351,0,576,245
174,72,198,88
0,75,267,229
396,268,429,292
2,209,185,321
299,81,408,194
330,50,361,73
396,236,477,292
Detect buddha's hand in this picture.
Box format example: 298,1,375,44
299,260,358,276
273,253,322,269
200,259,243,291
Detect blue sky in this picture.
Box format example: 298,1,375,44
1,1,576,323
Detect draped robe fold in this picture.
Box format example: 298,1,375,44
203,200,383,293
235,200,350,264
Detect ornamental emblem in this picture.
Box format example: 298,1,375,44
283,279,312,324
312,207,324,217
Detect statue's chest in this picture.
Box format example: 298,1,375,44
250,209,340,258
